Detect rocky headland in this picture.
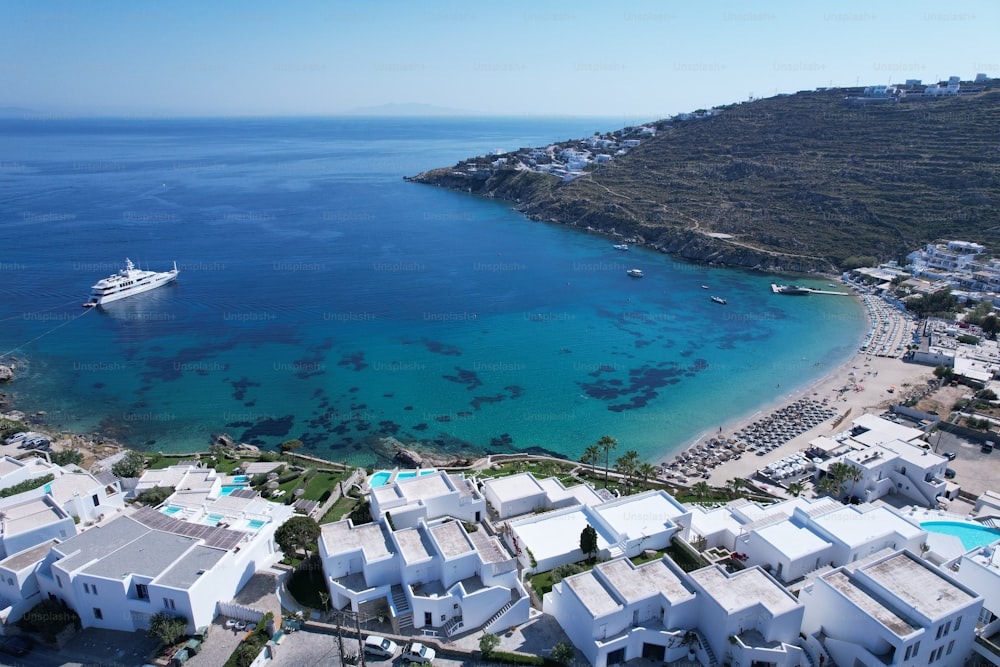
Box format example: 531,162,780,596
408,81,1000,272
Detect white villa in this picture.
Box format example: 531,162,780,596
482,471,603,520
35,481,292,634
369,470,485,530
505,490,691,573
800,551,981,667
811,415,954,507
321,470,528,638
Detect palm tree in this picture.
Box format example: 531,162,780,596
637,462,657,490
787,481,805,497
615,450,640,495
843,464,864,501
596,435,618,488
726,477,745,499
582,444,602,478
691,481,712,502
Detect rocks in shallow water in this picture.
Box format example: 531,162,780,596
395,446,424,468
0,365,14,383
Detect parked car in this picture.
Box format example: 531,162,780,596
401,642,436,664
0,635,34,657
943,451,957,461
364,635,399,659
4,431,36,446
19,436,50,450
945,468,957,479
983,441,995,454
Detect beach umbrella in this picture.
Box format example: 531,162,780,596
294,488,305,497
267,481,279,490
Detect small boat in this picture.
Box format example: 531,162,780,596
613,244,629,251
711,296,727,305
701,285,709,289
627,269,643,278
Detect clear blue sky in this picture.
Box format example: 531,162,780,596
2,0,997,118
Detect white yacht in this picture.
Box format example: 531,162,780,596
83,258,179,307
613,244,629,251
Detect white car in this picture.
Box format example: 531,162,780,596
401,642,436,664
364,635,398,659
3,431,34,446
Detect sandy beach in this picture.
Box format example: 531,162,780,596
661,291,933,493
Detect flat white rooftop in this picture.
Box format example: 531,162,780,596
597,558,693,605
2,496,68,536
513,507,611,564
595,491,686,538
861,551,976,620
811,506,924,549
484,473,544,504
688,504,742,541
566,570,620,617
321,520,392,561
850,414,926,445
429,521,473,559
395,527,433,563
755,521,832,561
824,570,916,636
537,477,604,506
389,471,453,503
690,566,799,616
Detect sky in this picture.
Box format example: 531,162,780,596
2,0,998,119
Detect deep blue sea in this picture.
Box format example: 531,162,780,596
0,116,866,465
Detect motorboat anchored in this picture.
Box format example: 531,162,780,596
613,244,629,251
83,258,179,307
711,296,727,305
626,269,643,278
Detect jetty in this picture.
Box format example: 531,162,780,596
771,283,849,296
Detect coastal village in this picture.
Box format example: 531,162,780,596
4,239,1000,666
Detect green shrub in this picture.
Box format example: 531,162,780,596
17,599,81,642
0,473,54,498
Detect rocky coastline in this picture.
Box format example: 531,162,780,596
406,167,835,274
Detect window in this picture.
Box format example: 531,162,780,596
94,608,103,620
56,575,62,589
946,640,954,656
936,625,943,639
92,493,100,507
136,583,149,600
91,584,97,595
913,640,920,656
955,616,962,631
944,620,951,635
164,597,176,610
904,645,912,660
84,583,90,594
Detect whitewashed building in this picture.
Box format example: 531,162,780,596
544,557,699,667
320,516,528,636
800,551,981,667
506,490,690,573
482,471,603,520
34,489,292,634
369,471,485,530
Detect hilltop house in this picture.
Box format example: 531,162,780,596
369,470,485,529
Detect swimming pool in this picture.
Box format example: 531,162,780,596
232,475,249,483
247,519,267,530
921,521,1000,551
369,471,392,487
162,506,182,516
219,485,243,497
397,469,436,480
369,469,436,488
204,513,225,526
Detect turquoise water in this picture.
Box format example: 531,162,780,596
219,485,243,497
921,521,1000,550
232,475,248,483
0,117,866,466
369,471,392,487
247,519,266,529
162,506,181,516
205,513,225,526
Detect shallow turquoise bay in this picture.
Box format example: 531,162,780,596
0,117,866,465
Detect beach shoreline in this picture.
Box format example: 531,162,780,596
662,290,931,489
